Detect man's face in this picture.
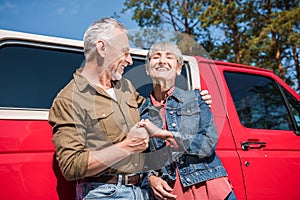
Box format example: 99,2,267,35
147,50,181,82
106,30,132,80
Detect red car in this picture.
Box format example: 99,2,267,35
0,29,299,200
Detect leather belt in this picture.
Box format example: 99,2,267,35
79,173,143,186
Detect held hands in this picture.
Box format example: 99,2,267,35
117,124,149,154
138,119,178,147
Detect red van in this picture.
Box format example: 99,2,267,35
0,29,299,200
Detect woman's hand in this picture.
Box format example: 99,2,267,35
138,119,178,147
149,175,177,200
200,89,212,107
138,119,163,137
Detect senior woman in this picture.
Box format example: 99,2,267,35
139,42,236,200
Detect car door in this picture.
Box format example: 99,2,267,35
223,68,300,200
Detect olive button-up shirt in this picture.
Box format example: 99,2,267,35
48,69,145,180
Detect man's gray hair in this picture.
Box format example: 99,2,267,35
83,18,127,61
146,42,183,67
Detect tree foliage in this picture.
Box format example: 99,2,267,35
122,0,300,92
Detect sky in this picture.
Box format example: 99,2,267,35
0,0,224,50
0,0,138,40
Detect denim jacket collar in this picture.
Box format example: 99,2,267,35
139,87,185,114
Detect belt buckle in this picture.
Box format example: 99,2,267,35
124,173,142,186
124,174,132,186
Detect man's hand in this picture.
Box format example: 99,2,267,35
149,175,177,200
86,125,149,177
200,89,212,107
117,124,149,154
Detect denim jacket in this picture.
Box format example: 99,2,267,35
139,87,228,188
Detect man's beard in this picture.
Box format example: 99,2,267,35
111,71,122,80
108,66,122,81
107,63,123,81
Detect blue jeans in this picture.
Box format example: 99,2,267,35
76,175,144,200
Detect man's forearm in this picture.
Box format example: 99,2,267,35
85,126,149,177
85,143,130,177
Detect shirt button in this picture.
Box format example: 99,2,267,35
170,111,174,114
180,161,184,165
186,178,191,182
187,109,191,113
171,123,176,127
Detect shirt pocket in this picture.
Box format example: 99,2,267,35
91,108,125,142
126,98,138,108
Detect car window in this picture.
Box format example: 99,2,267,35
0,43,84,109
0,43,190,110
282,87,300,131
224,72,294,130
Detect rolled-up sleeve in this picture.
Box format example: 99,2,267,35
49,97,89,181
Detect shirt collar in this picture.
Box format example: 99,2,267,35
74,68,117,98
73,68,92,92
150,86,175,107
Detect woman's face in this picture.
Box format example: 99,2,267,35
147,50,182,83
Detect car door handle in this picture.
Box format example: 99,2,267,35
241,141,266,150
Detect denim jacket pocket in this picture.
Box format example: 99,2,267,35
176,101,200,116
175,100,201,137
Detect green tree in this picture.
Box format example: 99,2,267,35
122,0,300,92
248,0,300,87
200,0,254,64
